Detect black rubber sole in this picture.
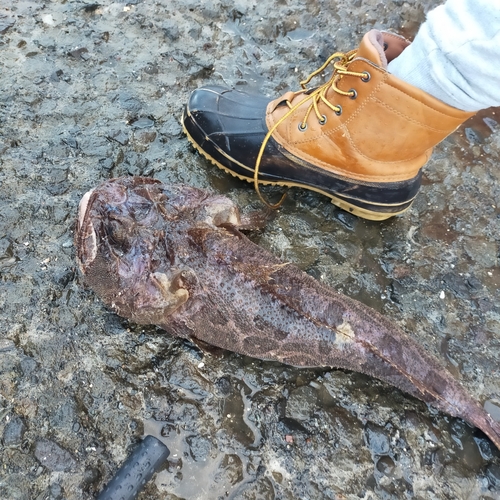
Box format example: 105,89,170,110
182,102,419,221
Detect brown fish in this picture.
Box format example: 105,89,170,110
75,176,500,449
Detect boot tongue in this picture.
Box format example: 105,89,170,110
354,29,388,69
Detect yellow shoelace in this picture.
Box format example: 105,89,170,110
254,49,369,209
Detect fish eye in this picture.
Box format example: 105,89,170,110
130,201,152,221
105,219,131,254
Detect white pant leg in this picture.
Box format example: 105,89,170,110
387,0,500,111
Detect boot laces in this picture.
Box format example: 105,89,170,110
254,49,368,209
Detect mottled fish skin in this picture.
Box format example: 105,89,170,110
75,176,500,449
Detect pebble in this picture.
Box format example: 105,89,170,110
484,400,500,422
3,416,26,446
0,15,15,34
364,423,391,456
486,464,500,489
130,117,155,129
108,129,129,146
34,439,77,472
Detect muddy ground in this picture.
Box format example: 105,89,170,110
1,0,500,499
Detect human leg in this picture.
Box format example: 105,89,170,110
388,0,500,112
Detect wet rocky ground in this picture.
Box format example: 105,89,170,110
1,0,500,499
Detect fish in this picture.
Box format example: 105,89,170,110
75,176,500,449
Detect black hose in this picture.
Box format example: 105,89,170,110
96,435,170,500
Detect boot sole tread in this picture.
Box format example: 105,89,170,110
183,121,411,221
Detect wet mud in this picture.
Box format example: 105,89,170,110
1,1,499,499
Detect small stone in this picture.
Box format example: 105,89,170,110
34,439,77,471
134,130,156,145
463,240,498,268
364,423,390,456
285,386,317,421
45,167,69,195
3,416,26,446
486,464,500,489
0,338,15,352
335,211,356,230
42,14,56,26
99,157,114,170
160,116,182,137
216,376,232,397
484,400,500,422
0,15,15,34
163,22,180,41
50,68,64,81
68,47,89,59
130,117,155,129
20,356,38,376
483,116,498,132
62,136,78,149
49,483,64,500
108,129,129,146
186,435,211,462
118,92,143,113
376,455,395,476
464,127,482,145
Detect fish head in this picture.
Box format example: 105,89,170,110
75,176,243,325
76,176,162,275
75,177,204,323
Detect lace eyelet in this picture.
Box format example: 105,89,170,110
349,89,358,100
335,105,342,116
298,123,308,132
361,71,371,82
319,115,327,125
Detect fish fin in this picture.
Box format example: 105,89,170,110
238,208,275,231
190,336,227,358
150,272,189,315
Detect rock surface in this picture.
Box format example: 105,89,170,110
0,0,499,499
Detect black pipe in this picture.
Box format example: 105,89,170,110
97,435,170,500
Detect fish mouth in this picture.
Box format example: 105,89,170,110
77,187,95,233
76,187,98,270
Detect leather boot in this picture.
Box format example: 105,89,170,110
182,30,474,220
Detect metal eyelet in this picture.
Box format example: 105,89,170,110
298,123,308,132
335,105,342,116
361,71,371,82
319,115,327,125
349,89,358,100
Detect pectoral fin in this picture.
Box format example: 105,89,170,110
190,336,227,357
200,196,241,227
151,271,189,315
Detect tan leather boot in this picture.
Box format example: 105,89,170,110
183,30,474,220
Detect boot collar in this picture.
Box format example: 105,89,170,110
354,30,410,69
